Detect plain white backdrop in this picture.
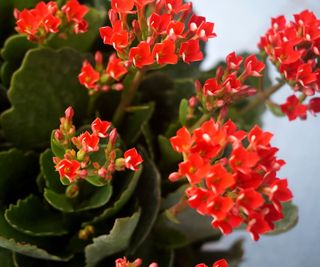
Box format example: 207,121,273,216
190,1,320,266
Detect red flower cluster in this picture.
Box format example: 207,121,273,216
98,0,216,77
259,10,320,120
14,0,88,43
115,257,227,267
169,119,293,241
53,107,143,184
78,51,126,94
194,52,265,112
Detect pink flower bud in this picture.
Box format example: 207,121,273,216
94,51,103,65
65,106,74,121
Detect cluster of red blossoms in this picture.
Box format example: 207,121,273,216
86,0,215,91
169,119,293,241
115,257,227,267
78,51,126,94
194,52,265,112
14,0,88,43
53,107,143,184
259,9,320,120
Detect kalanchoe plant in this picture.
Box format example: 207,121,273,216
0,0,315,266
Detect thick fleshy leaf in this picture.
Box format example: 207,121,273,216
40,149,65,193
158,135,182,168
85,209,141,267
44,182,112,213
121,102,155,146
5,195,68,237
47,8,105,52
0,149,38,206
0,248,15,267
85,168,142,225
179,98,189,126
268,202,298,235
1,47,89,149
0,34,36,86
128,150,161,254
50,131,66,160
0,210,72,261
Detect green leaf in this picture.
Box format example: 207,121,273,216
0,149,38,206
268,202,298,235
5,195,68,237
121,102,155,146
50,131,66,159
85,209,141,267
128,150,161,254
266,101,285,117
158,135,182,167
85,168,142,225
0,248,15,267
40,149,65,193
0,35,37,87
0,210,72,261
1,47,89,149
179,98,189,126
47,8,105,52
44,182,112,213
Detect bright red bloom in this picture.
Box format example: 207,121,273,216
206,164,235,194
78,131,100,152
196,259,228,267
115,257,142,267
61,0,88,33
111,0,135,13
186,186,211,215
237,189,264,214
56,159,80,182
280,95,307,121
296,63,317,87
203,78,221,96
129,42,154,68
134,0,155,8
206,195,234,221
226,52,243,70
106,54,128,81
179,40,203,64
229,146,259,174
308,97,320,114
196,21,216,42
149,13,171,34
166,21,185,40
78,61,100,89
247,213,272,241
152,40,178,65
244,54,265,77
179,153,210,184
91,118,111,138
268,179,293,202
164,0,192,14
100,21,130,51
170,127,192,153
124,148,143,170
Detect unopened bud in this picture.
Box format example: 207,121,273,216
54,129,63,141
77,149,86,161
94,51,103,65
112,83,124,91
65,106,74,121
78,225,95,240
98,167,108,178
115,158,125,171
109,129,118,147
65,183,79,199
188,96,198,108
194,80,202,92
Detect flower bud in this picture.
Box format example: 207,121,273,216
65,183,79,199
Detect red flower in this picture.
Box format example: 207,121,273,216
78,61,100,89
229,146,259,174
111,0,135,13
152,40,178,65
149,13,171,34
206,195,234,221
129,42,154,68
61,0,88,33
206,164,235,194
296,63,317,87
247,213,272,241
100,21,130,51
170,127,192,153
203,78,221,96
164,0,192,14
269,179,293,202
226,52,243,70
56,159,80,182
124,148,143,170
179,40,203,64
237,189,264,214
196,259,228,267
134,0,155,8
166,21,185,40
244,54,265,77
308,97,320,114
106,54,128,81
78,131,100,152
91,118,111,138
280,95,307,121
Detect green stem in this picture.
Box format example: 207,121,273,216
239,80,286,115
189,112,211,132
112,71,144,127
